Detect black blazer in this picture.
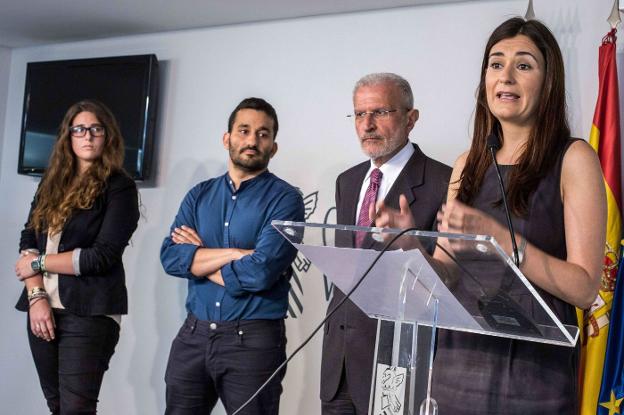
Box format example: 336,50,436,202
16,171,140,316
320,143,451,411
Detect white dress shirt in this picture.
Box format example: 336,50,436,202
354,141,414,223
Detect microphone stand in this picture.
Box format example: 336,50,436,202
486,133,519,267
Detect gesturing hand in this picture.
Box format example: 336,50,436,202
437,199,498,236
372,194,415,230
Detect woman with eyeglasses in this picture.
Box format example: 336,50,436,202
14,99,140,414
374,17,605,413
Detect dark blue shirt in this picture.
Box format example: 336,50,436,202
160,171,304,321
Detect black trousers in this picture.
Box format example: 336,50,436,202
321,364,366,415
165,315,287,415
27,309,120,415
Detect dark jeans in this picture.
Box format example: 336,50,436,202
165,315,286,415
27,308,120,415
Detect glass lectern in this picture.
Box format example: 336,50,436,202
272,221,578,415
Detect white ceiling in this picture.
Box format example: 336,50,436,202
0,0,492,48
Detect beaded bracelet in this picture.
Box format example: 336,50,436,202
40,254,47,273
27,287,48,302
28,291,48,302
28,296,47,308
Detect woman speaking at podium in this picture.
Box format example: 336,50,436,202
375,17,606,413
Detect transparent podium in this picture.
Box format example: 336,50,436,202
272,221,579,415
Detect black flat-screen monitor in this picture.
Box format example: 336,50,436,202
18,54,159,180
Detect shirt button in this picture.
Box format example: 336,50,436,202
232,195,237,200
224,222,229,227
216,302,221,307
210,323,217,330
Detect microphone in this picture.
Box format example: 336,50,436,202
486,133,502,152
478,134,542,336
486,133,519,267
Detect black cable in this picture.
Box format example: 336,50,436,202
231,227,419,415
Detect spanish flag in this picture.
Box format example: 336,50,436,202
598,255,624,415
578,28,622,414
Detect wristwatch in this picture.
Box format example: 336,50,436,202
31,256,41,273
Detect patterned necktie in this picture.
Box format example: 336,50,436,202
355,168,383,247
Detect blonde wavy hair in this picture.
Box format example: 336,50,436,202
29,100,125,234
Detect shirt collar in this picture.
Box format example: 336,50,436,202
366,141,414,180
225,170,271,192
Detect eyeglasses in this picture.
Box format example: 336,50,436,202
346,109,399,120
70,125,106,138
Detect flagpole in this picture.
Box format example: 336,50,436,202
609,0,621,29
524,0,535,20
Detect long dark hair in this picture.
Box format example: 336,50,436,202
457,17,570,216
29,99,125,233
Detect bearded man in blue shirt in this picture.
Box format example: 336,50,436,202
160,97,305,415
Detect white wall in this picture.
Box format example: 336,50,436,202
0,46,11,175
0,1,614,413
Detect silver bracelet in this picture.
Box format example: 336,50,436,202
517,236,527,267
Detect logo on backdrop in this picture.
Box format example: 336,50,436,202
287,190,336,318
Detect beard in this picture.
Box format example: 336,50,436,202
360,134,406,160
229,144,271,173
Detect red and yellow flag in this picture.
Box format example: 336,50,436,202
578,28,622,414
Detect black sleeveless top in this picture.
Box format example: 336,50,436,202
431,140,579,414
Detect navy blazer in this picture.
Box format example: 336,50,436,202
320,143,451,411
16,171,139,316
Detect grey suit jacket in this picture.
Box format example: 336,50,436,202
320,143,451,412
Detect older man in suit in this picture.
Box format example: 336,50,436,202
320,73,452,414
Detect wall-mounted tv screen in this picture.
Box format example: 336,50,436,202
18,54,159,180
